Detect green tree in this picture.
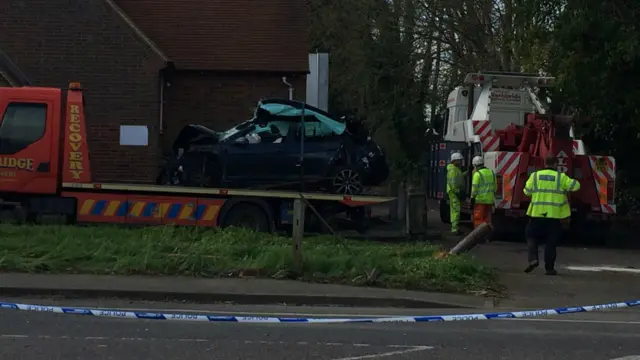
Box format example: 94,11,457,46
310,0,434,181
544,0,640,210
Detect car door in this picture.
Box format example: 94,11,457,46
287,121,342,182
224,123,294,185
301,134,343,181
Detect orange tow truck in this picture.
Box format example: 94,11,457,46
0,83,394,230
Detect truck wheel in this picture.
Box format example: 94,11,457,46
221,203,270,232
439,199,451,224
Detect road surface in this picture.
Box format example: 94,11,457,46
1,298,639,359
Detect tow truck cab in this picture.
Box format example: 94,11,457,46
0,85,71,195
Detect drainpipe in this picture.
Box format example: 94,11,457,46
282,77,294,100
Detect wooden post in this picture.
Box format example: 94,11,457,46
388,182,398,221
292,198,306,272
405,184,411,236
397,181,407,221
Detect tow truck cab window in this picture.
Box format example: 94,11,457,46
0,103,47,154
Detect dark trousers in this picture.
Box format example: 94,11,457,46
525,217,561,270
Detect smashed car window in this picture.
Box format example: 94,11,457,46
219,120,253,141
253,121,291,137
236,121,289,144
258,102,346,135
301,122,336,137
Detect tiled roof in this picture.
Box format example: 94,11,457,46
114,0,310,72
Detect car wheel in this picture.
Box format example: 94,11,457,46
182,155,221,187
156,157,181,185
331,167,364,195
221,203,271,232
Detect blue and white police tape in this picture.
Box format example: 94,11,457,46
0,300,638,324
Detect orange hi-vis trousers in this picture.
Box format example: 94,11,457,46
473,203,493,228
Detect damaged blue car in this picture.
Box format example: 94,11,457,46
158,99,389,194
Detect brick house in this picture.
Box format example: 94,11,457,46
0,0,309,183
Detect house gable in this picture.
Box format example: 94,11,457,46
103,0,171,64
0,0,169,183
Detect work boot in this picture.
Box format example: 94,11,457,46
524,260,539,273
545,269,558,276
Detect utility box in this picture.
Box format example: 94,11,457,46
306,53,329,112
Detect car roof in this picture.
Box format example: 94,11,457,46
258,98,343,123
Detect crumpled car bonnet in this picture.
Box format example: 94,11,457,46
173,124,219,152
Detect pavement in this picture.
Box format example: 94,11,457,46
429,202,640,308
454,241,640,308
1,297,639,360
0,273,488,309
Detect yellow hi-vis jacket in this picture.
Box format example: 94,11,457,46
471,167,497,204
446,163,463,194
523,169,581,219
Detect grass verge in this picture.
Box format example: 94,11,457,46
0,224,498,294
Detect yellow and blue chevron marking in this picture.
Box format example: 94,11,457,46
78,199,221,221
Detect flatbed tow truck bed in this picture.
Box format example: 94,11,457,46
60,182,394,230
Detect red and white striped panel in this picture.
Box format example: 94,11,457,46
495,152,522,209
588,156,616,214
472,120,500,152
572,140,586,155
472,120,493,138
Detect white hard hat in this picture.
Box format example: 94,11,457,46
472,156,484,166
451,152,464,161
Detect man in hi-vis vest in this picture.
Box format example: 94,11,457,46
470,156,496,228
446,152,466,235
523,155,580,275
